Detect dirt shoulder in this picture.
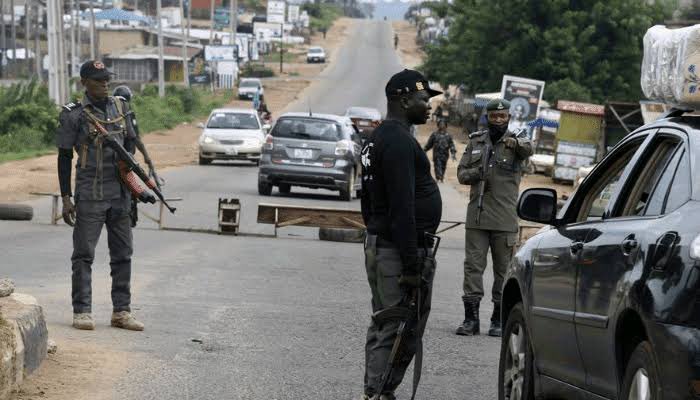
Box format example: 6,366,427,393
392,20,425,69
0,18,354,204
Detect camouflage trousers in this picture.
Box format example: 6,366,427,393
363,234,436,397
463,228,517,304
432,156,448,180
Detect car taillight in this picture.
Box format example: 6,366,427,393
691,234,700,261
335,140,350,156
264,134,274,150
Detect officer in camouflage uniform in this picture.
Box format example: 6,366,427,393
423,119,456,182
455,99,532,337
56,60,148,331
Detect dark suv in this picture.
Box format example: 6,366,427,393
499,113,700,400
258,112,362,200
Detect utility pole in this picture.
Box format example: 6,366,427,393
180,0,188,86
187,0,192,85
70,0,77,77
10,0,16,69
47,0,68,104
134,0,138,13
157,0,164,97
208,0,214,43
0,0,5,79
89,0,95,59
33,1,40,80
279,23,283,73
76,0,81,65
24,2,29,74
230,0,236,52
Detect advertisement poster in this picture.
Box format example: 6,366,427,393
267,1,286,24
205,45,238,62
500,75,545,133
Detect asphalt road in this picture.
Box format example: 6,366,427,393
1,20,500,399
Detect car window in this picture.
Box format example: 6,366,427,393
663,149,691,213
207,113,260,129
272,118,344,141
575,140,642,222
618,137,680,217
240,81,260,88
643,147,683,216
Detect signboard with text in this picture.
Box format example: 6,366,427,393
204,45,238,62
267,0,286,24
500,75,545,133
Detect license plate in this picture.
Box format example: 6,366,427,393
294,149,313,159
226,147,238,155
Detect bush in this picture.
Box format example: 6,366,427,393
240,64,275,78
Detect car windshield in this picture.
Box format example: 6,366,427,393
309,48,323,53
272,118,345,141
207,113,260,129
347,108,381,120
240,81,260,88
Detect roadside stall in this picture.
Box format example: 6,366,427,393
552,100,605,183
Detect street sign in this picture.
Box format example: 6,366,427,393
500,75,545,133
205,45,238,62
267,0,286,24
287,4,300,22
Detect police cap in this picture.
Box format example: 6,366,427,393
385,69,442,98
80,60,114,80
486,99,511,112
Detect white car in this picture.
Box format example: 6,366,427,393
237,78,263,100
306,46,326,63
198,108,266,165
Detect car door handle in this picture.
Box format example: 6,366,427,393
621,238,639,255
570,242,584,254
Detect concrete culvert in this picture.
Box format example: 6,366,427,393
318,227,366,243
0,203,33,221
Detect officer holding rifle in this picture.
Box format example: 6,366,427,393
456,99,533,337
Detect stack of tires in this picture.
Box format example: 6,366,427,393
0,204,33,221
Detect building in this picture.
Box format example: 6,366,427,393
104,45,201,82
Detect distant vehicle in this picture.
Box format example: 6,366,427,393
528,153,555,176
258,112,363,200
237,78,263,100
499,115,700,400
344,106,382,141
306,46,326,63
198,108,265,165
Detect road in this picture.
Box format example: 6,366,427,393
1,20,500,399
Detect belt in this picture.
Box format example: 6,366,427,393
376,235,434,249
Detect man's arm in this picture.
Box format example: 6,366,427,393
449,136,457,159
423,133,434,152
55,107,79,225
457,141,480,185
514,130,533,159
383,135,418,275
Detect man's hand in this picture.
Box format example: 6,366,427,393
504,137,518,149
399,273,422,289
451,155,457,162
138,191,157,204
61,195,76,226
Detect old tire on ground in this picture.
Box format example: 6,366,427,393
318,227,366,243
0,203,33,221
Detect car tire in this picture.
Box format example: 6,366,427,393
258,181,272,196
0,203,33,221
278,184,291,194
340,173,354,201
199,155,212,165
621,341,660,400
498,303,535,400
318,227,366,243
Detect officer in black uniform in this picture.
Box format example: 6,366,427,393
423,119,457,182
359,69,443,400
56,60,147,331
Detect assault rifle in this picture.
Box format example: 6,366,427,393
476,143,492,225
372,233,441,400
89,118,177,214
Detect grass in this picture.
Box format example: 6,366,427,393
261,51,302,64
0,148,55,163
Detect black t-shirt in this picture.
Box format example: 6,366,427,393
361,119,442,272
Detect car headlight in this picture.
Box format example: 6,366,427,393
202,136,216,144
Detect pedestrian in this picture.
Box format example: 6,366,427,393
432,103,443,122
257,94,271,120
394,33,399,49
423,119,456,183
253,86,261,111
359,69,443,400
112,85,163,227
455,99,533,337
56,60,148,331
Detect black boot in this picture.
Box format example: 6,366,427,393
488,303,502,337
456,295,480,336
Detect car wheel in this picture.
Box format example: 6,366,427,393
0,203,33,221
199,155,211,165
278,184,291,194
498,303,534,400
258,181,272,196
621,341,660,400
339,173,354,201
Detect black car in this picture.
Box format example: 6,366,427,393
500,113,700,400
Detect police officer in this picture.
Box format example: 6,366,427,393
56,60,147,331
423,119,456,182
360,69,442,400
455,99,532,337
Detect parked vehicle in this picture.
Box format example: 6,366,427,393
237,78,263,100
306,46,326,63
258,112,362,200
499,112,700,400
198,108,265,165
344,106,382,141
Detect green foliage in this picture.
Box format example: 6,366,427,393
422,0,674,104
240,64,276,78
0,80,59,155
421,1,450,18
302,2,342,32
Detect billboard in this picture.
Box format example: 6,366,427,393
205,45,238,62
288,4,300,22
500,75,545,132
267,0,286,24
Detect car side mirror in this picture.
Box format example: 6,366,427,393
518,188,558,225
197,122,205,129
263,123,271,131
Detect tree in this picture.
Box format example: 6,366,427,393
421,0,673,103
